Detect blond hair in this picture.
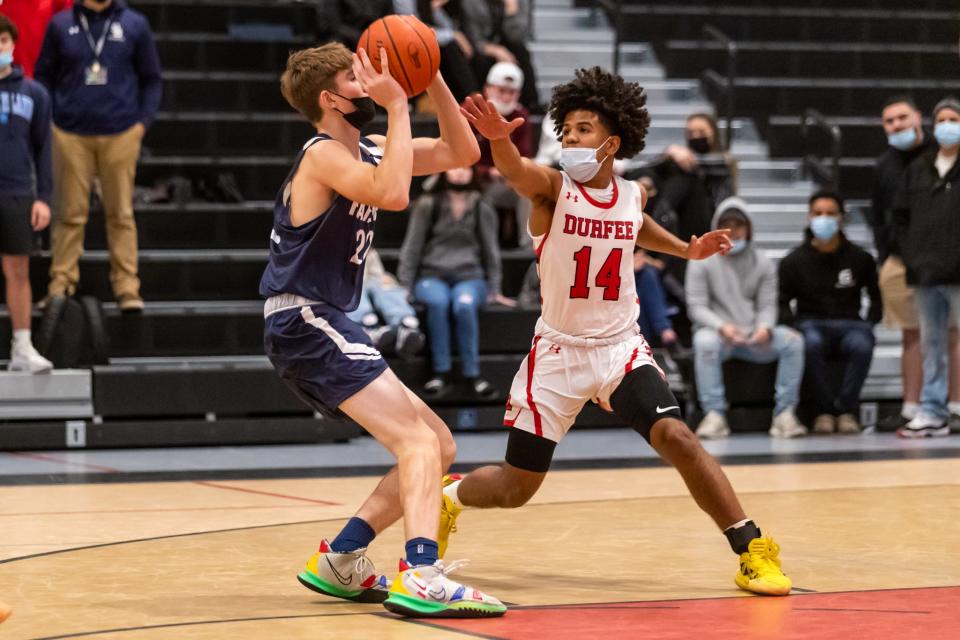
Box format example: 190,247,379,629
280,42,353,123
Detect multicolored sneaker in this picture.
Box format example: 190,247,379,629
297,539,391,603
438,474,463,559
383,559,507,618
735,536,792,596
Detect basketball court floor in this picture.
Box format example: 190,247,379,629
1,429,958,639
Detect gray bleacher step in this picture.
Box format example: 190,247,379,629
537,79,693,103
532,27,614,44
530,41,651,69
537,63,665,83
0,370,93,420
533,7,608,33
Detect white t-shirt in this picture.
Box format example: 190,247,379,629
935,151,956,178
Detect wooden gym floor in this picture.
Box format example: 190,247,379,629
0,455,958,639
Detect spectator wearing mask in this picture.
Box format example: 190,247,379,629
686,197,806,439
632,112,736,287
35,0,162,311
779,191,882,435
346,248,426,359
475,61,533,247
0,14,54,372
0,0,72,78
871,95,957,431
891,97,960,438
398,166,510,399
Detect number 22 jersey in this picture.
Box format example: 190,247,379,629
533,172,643,339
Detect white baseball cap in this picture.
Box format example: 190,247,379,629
486,62,524,90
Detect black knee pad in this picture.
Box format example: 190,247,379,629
505,427,557,473
609,364,682,442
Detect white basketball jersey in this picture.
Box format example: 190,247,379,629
532,172,643,339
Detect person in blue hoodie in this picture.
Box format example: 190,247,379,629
0,14,54,373
35,0,161,311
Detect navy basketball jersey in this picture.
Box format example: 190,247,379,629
259,134,382,311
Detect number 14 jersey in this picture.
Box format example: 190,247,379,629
533,172,643,339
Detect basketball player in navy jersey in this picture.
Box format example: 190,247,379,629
439,67,793,597
260,43,505,618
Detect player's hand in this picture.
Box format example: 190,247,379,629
31,200,51,231
353,47,406,109
685,228,731,260
460,93,524,140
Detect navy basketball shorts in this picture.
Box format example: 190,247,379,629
264,295,388,418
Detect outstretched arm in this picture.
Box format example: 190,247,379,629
637,212,732,260
460,94,561,202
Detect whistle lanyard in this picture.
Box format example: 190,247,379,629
78,13,112,69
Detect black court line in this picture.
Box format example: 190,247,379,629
386,614,508,640
3,445,960,486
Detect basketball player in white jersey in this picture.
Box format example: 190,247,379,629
442,67,793,596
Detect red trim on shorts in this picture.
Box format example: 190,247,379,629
624,347,640,374
575,176,619,209
527,336,543,436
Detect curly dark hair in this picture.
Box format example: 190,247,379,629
548,67,650,159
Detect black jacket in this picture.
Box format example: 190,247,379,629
778,230,882,325
892,148,960,286
869,133,937,263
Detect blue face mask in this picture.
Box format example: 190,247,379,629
934,121,960,148
0,52,12,68
810,215,839,241
887,128,917,151
727,238,747,255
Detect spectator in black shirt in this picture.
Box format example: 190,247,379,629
779,191,881,435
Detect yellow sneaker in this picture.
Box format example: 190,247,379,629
735,536,792,596
438,474,463,559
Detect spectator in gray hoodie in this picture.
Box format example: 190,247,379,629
685,197,806,439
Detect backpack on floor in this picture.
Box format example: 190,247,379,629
36,295,109,368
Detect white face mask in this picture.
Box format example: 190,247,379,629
559,137,612,183
489,98,518,116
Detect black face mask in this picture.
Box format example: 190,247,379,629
687,136,712,154
330,92,377,130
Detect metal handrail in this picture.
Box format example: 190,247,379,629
701,25,737,151
800,108,842,190
594,0,623,74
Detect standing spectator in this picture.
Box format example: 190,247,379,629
686,198,806,439
871,95,958,430
345,248,425,358
0,14,53,372
0,0,72,78
35,0,161,311
398,166,508,399
779,191,882,435
892,97,960,438
475,61,532,246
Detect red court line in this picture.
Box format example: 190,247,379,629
6,451,121,474
192,480,341,506
424,586,960,640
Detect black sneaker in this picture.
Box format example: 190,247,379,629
367,325,397,356
878,413,910,432
395,325,425,359
466,377,497,400
423,375,450,398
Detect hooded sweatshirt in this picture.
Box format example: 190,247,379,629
685,197,778,332
0,65,53,203
34,0,162,135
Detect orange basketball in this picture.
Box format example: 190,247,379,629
357,14,441,98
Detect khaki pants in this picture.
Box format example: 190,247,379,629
50,124,142,299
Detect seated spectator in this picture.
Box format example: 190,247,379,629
475,61,533,247
346,248,425,359
36,0,162,311
779,191,882,435
330,1,392,48
459,0,540,112
633,248,678,349
398,166,509,399
685,197,806,439
892,97,960,438
0,14,54,372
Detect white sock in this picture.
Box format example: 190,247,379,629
12,329,31,347
724,518,752,532
901,402,920,419
443,479,464,509
949,402,960,416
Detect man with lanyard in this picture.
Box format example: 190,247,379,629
35,0,161,312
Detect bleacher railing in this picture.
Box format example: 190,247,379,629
800,108,842,191
699,25,737,151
